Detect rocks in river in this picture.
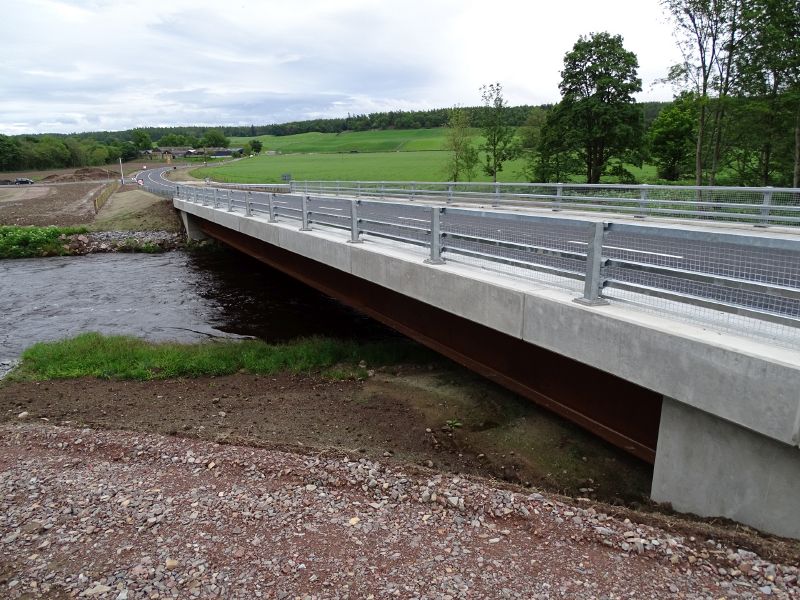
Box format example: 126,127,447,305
62,231,183,255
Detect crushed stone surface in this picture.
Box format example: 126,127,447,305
1,423,797,599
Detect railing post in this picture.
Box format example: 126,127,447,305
300,195,311,231
492,182,500,207
357,181,361,198
410,182,416,201
213,187,218,208
554,183,562,211
424,206,445,265
245,191,252,216
176,185,180,199
336,180,340,196
227,190,233,212
574,221,609,306
348,199,362,244
756,187,773,228
447,183,453,204
268,193,277,222
636,184,648,219
380,181,385,199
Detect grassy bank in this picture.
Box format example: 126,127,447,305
7,333,437,381
0,225,89,259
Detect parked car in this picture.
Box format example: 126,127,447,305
14,178,34,185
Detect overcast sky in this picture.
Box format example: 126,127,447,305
2,0,683,135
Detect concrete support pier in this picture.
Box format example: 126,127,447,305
180,212,208,241
652,398,800,539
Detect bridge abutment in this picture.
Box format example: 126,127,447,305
652,397,800,539
180,211,208,241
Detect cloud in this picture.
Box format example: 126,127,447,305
0,0,682,134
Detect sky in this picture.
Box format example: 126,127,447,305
1,0,683,135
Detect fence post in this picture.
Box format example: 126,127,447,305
245,191,252,216
348,199,362,243
636,184,648,219
756,187,773,227
227,190,233,212
424,206,445,265
574,221,609,306
300,195,311,231
554,183,562,211
268,193,277,222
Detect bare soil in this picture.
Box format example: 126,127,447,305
0,183,104,226
89,189,182,232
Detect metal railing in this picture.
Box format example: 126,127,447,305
168,184,800,344
288,180,800,228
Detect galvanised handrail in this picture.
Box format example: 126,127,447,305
288,180,800,228
167,184,800,336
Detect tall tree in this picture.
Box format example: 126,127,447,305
443,107,479,182
131,129,153,152
554,32,643,184
479,83,518,182
735,0,800,186
200,129,229,149
647,94,697,180
662,0,736,185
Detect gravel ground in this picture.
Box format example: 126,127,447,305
1,423,797,599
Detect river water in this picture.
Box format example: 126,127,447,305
0,248,393,371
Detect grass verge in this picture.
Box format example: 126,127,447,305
7,333,437,382
0,225,89,259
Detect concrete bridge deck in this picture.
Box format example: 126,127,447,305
173,191,800,539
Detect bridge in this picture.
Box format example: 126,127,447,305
142,167,800,539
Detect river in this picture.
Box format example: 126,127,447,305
0,248,393,373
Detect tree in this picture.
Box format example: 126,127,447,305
250,139,263,154
555,32,643,183
0,135,23,171
735,0,800,186
131,129,153,151
647,95,697,180
200,129,229,149
443,108,479,181
661,0,737,185
479,83,519,182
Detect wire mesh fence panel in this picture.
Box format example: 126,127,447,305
307,195,351,230
440,209,588,293
357,200,432,247
603,224,800,345
272,193,302,221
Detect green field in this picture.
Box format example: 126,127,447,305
230,128,457,153
207,127,684,185
194,150,531,184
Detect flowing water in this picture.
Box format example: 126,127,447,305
1,248,394,374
